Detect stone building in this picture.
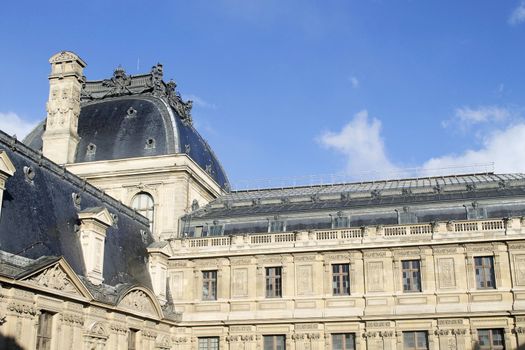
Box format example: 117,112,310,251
1,51,525,349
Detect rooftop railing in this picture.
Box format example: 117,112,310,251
168,217,520,255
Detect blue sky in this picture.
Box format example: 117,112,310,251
1,1,525,188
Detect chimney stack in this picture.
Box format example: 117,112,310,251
42,51,86,164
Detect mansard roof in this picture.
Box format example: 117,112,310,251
0,130,154,289
181,172,525,236
23,64,230,191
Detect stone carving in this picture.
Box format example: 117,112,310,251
295,324,318,330
110,323,128,335
367,321,391,328
227,335,255,342
438,319,463,326
142,330,157,339
23,166,35,182
7,302,37,316
173,336,189,343
230,326,253,332
232,268,248,297
515,327,525,334
367,261,384,292
119,290,157,317
27,264,78,294
60,313,84,326
364,251,387,258
72,192,81,208
50,51,79,63
126,107,137,118
437,258,456,288
156,335,172,349
101,66,132,97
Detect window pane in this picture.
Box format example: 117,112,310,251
332,334,343,350
345,334,355,350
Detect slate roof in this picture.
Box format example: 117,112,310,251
23,65,229,191
0,130,154,289
181,172,525,236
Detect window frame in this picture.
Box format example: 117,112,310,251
128,329,138,350
36,311,54,350
207,224,224,236
403,331,428,350
332,263,350,296
131,192,155,231
265,266,283,298
477,328,505,350
198,336,220,350
402,259,422,293
263,335,286,350
202,270,218,301
474,256,496,290
331,333,356,350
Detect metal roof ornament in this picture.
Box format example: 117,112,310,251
101,66,132,97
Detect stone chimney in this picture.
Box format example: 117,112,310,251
42,51,86,164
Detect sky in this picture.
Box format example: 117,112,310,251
1,0,525,189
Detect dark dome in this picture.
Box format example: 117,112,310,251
23,65,230,190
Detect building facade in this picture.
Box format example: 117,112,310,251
1,51,525,349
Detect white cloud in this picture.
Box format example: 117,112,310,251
183,94,217,110
317,110,399,177
454,105,510,125
0,112,37,139
422,123,525,174
318,108,525,180
349,76,359,89
509,1,525,25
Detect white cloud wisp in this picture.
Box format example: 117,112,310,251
318,108,525,180
509,1,525,25
0,112,37,139
317,110,399,177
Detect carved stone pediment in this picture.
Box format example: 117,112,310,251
25,264,80,295
118,289,160,318
19,259,93,300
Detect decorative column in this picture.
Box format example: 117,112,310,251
42,51,86,164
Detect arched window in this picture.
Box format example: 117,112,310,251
131,192,154,231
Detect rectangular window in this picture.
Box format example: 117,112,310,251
269,220,285,233
202,270,217,300
36,311,54,350
198,337,220,350
332,333,355,350
265,267,282,298
402,260,422,292
128,329,138,350
264,335,286,350
403,331,428,350
475,256,496,289
333,216,349,229
332,264,350,295
478,329,504,350
208,225,223,236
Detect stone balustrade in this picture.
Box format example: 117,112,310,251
168,217,523,255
